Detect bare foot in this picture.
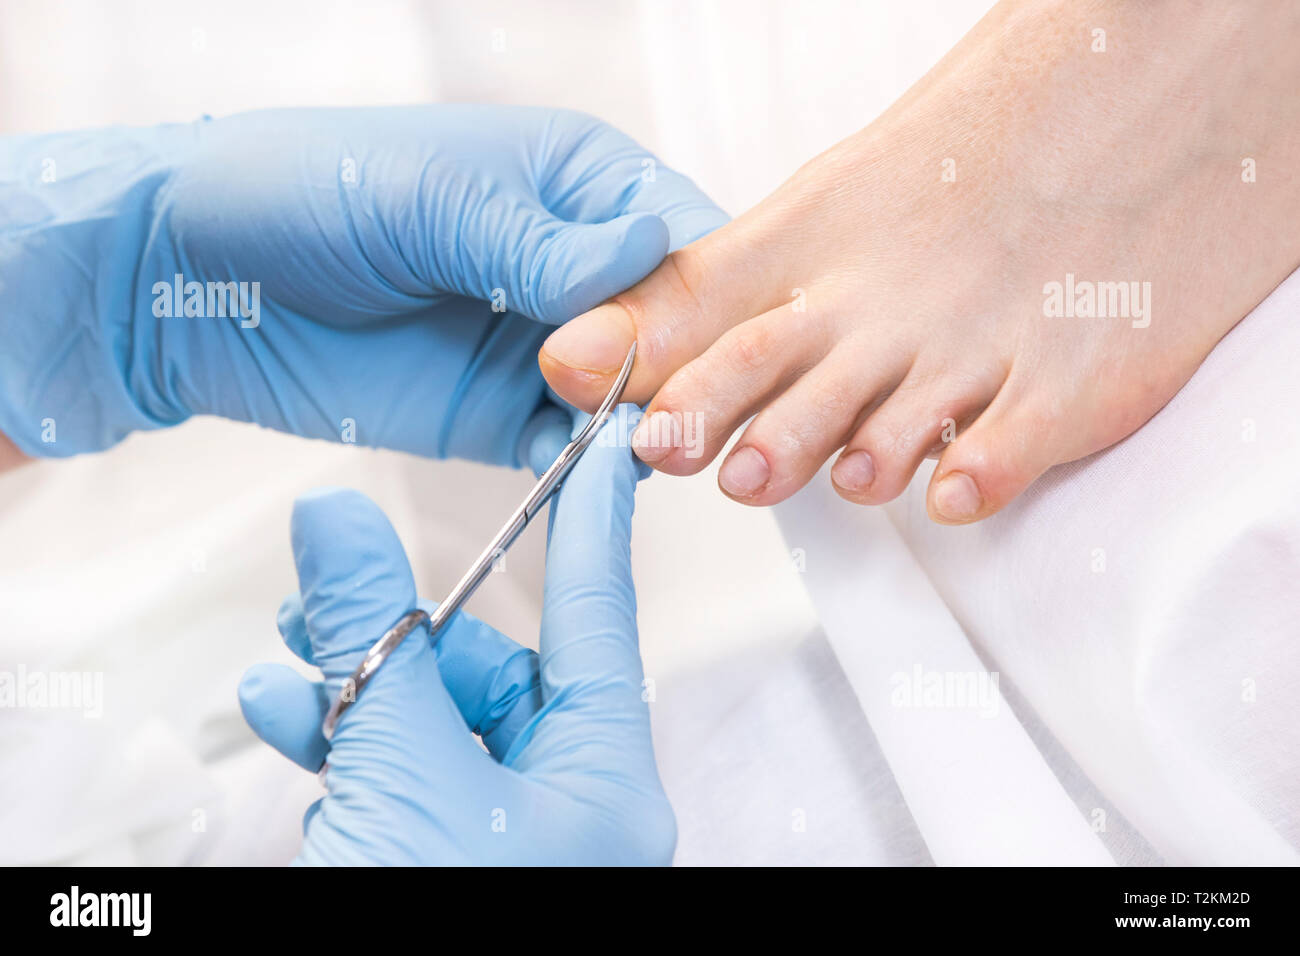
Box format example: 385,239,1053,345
540,0,1300,523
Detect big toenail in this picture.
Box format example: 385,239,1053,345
932,471,982,521
541,303,636,372
632,410,677,463
831,450,875,492
719,446,770,497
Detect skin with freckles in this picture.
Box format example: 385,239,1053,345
540,0,1300,524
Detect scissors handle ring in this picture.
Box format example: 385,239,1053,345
321,608,431,740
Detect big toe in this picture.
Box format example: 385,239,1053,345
539,300,640,410
539,228,779,412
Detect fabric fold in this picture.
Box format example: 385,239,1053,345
776,486,1114,866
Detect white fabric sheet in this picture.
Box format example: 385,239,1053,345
774,499,1116,865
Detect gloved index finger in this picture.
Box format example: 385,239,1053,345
539,117,730,251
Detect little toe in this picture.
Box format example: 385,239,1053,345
925,389,1066,525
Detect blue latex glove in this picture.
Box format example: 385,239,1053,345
238,409,671,865
0,107,725,464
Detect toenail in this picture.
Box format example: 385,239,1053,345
632,410,677,463
932,471,982,522
719,446,770,498
541,304,636,373
831,450,875,492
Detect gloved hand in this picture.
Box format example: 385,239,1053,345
0,106,725,464
238,409,672,864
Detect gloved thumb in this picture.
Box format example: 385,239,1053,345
286,487,473,759
289,486,421,681
445,205,670,325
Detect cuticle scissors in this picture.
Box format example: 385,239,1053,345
321,342,638,740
